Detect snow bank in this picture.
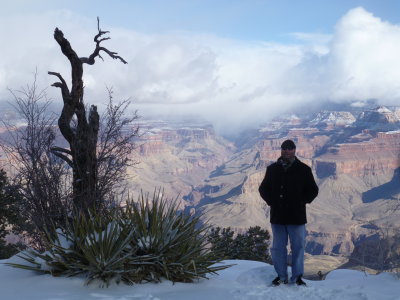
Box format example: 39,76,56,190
1,256,400,300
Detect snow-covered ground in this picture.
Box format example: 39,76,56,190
1,256,400,300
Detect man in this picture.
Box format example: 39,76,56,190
259,139,318,286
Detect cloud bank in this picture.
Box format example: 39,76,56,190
1,7,400,134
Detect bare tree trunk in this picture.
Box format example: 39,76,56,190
49,18,127,212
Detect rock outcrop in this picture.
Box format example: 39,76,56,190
315,131,400,178
310,111,356,128
127,120,234,205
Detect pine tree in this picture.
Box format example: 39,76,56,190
0,169,24,258
207,226,271,263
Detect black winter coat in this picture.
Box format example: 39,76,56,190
259,157,318,225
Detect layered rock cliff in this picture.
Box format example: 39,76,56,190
127,120,235,206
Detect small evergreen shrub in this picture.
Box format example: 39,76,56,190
7,192,229,287
0,169,24,259
207,226,271,263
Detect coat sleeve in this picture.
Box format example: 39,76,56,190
259,167,273,206
303,167,319,204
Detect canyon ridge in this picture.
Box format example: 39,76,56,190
127,105,400,259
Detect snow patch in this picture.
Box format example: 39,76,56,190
2,258,400,300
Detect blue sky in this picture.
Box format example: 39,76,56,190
3,0,400,41
1,1,400,133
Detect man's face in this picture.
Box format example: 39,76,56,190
281,147,296,160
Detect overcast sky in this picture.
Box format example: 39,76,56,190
1,0,400,134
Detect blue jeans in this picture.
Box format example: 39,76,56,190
271,224,306,282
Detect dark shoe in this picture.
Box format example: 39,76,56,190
295,276,306,286
272,276,288,286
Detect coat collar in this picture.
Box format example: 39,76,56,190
277,156,299,171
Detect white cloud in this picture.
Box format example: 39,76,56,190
289,7,400,105
1,7,400,135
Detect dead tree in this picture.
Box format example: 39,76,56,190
49,18,127,212
2,76,138,249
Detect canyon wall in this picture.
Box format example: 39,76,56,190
186,106,400,257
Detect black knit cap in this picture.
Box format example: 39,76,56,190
281,139,296,150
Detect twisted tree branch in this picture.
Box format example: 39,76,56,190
51,149,73,168
80,17,127,65
50,146,72,156
48,71,70,103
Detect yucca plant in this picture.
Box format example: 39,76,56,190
121,191,229,283
6,191,230,286
7,208,145,287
